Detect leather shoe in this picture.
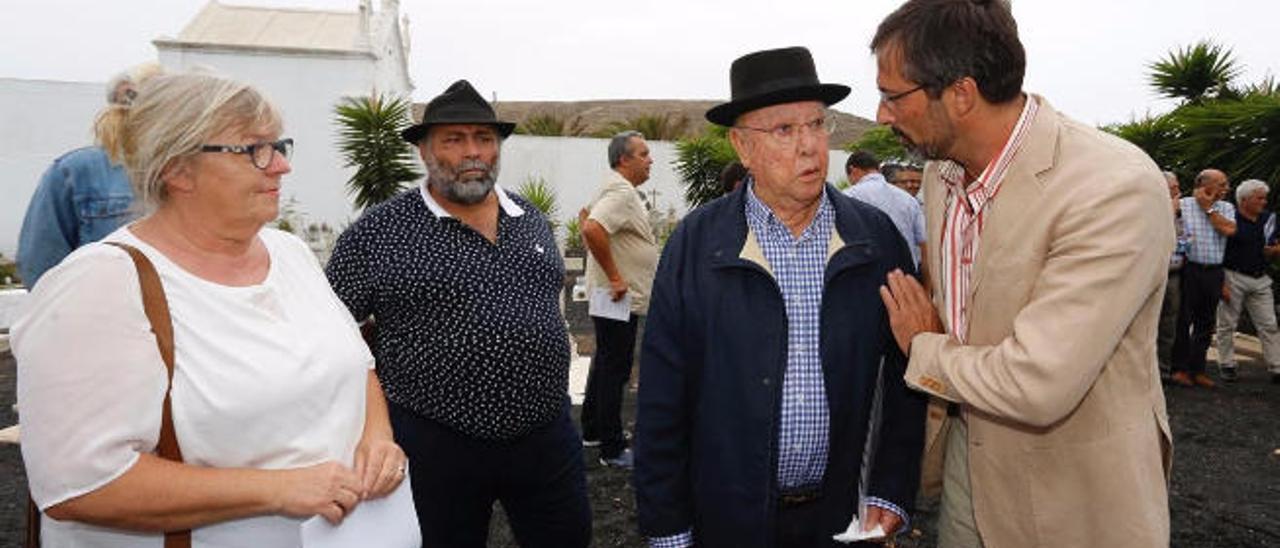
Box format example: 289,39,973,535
1193,373,1216,388
1171,371,1195,387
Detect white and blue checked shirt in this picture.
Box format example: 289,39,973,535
745,182,835,490
648,182,903,548
1179,197,1235,265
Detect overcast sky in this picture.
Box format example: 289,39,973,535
3,0,1278,126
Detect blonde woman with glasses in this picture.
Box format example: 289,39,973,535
13,72,406,547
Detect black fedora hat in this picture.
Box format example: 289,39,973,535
401,79,516,143
705,47,850,127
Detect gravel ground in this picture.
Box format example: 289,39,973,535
1,347,1276,547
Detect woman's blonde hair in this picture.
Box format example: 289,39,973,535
95,71,282,208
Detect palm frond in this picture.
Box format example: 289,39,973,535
1148,41,1243,104
1168,93,1280,183
516,175,561,237
334,94,422,210
563,216,584,253
673,125,739,208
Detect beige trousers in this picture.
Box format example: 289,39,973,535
1215,269,1280,373
936,419,985,548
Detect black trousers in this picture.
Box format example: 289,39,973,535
389,401,591,548
580,314,639,458
1172,262,1225,375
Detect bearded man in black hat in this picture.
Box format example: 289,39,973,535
325,80,591,548
634,47,926,548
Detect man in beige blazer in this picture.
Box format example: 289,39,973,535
871,1,1173,547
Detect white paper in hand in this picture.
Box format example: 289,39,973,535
588,287,631,321
834,356,889,544
301,470,420,548
832,516,886,543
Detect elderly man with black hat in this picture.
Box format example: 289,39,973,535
325,80,591,548
634,47,927,548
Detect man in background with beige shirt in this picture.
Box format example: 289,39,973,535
580,130,659,469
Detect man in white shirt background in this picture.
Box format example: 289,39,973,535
843,150,927,270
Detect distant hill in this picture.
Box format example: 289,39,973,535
414,99,876,147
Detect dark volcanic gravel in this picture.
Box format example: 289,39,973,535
1,348,1276,547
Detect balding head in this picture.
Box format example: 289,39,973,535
1195,169,1227,188
1195,169,1229,201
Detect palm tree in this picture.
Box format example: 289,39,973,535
673,125,738,208
516,175,561,237
1108,41,1277,187
563,216,585,254
1148,41,1242,105
334,94,422,210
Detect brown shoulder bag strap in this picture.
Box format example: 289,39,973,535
105,242,191,548
28,243,192,547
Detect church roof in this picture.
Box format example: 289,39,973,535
155,1,366,55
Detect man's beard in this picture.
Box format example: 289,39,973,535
892,103,956,162
425,153,501,205
893,125,952,161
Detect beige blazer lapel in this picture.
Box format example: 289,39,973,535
967,97,1059,305
922,161,949,325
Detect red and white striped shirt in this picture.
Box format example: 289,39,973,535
939,96,1039,344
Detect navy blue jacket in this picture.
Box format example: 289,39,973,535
634,184,927,547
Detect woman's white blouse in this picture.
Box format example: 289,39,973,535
13,227,374,547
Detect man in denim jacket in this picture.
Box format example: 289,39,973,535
16,64,158,286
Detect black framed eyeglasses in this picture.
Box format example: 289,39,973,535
199,138,294,170
879,85,926,106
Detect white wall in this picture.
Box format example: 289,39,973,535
0,78,104,258
496,135,684,230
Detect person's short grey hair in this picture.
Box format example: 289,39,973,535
1236,179,1269,202
116,72,283,209
1162,171,1178,184
105,62,163,105
608,131,644,169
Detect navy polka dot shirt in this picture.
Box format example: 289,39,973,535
326,187,570,440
